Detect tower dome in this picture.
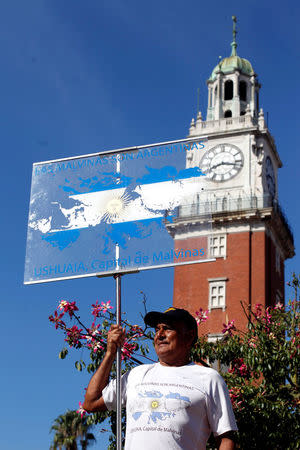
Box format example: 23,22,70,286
209,55,254,82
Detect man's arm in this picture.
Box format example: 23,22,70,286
82,324,125,412
215,431,236,450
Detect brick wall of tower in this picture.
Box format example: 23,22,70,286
173,229,285,336
251,231,266,305
266,233,285,306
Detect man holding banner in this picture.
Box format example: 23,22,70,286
83,307,237,449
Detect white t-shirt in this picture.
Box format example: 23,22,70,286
103,363,237,449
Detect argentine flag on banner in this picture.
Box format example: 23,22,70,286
25,139,212,283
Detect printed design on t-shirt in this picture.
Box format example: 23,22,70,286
128,387,191,424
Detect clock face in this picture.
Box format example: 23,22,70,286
265,156,276,197
200,144,244,182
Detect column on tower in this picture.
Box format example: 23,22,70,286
250,74,256,117
233,70,239,117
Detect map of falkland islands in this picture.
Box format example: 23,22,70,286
28,165,206,252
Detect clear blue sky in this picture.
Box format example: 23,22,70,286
1,1,299,449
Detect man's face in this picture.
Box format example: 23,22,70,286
153,320,193,366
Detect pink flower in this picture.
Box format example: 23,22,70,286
222,320,236,335
248,337,257,348
77,401,87,418
91,300,113,317
121,341,137,360
84,325,104,353
91,300,102,318
229,358,249,378
129,325,144,338
85,325,101,342
254,303,263,318
195,308,209,325
265,307,272,324
274,302,284,310
87,340,104,353
65,325,83,348
58,300,78,318
228,387,244,410
58,300,68,311
49,310,65,329
100,300,113,313
238,362,248,377
229,387,241,399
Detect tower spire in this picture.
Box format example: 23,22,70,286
231,15,237,56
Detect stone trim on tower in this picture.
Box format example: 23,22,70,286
208,278,228,311
209,234,227,258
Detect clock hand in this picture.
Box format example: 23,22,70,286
210,161,235,170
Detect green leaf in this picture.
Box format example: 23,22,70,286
75,361,82,371
87,363,95,373
59,348,68,359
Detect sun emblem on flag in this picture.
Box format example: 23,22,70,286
151,400,159,409
102,191,132,223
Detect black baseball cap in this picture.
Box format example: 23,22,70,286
144,307,198,335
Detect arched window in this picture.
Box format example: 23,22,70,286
239,81,247,101
224,80,233,100
224,110,232,118
240,110,246,116
214,86,217,104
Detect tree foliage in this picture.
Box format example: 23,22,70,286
49,277,300,449
50,409,96,450
49,296,154,448
192,274,300,449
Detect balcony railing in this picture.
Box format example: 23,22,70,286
173,195,294,243
190,114,257,135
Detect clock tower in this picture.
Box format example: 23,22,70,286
172,17,294,337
